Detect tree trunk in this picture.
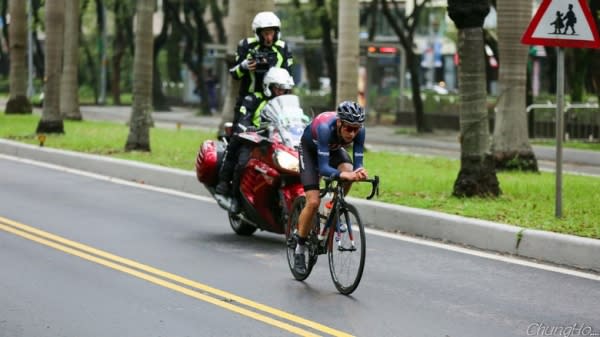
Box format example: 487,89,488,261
336,0,359,104
152,0,170,111
406,50,428,131
5,0,32,114
189,2,212,115
36,0,65,134
60,0,81,120
125,0,154,152
208,0,226,44
317,0,336,107
448,0,500,197
111,1,134,105
380,0,431,132
491,0,537,171
590,0,600,105
30,1,45,81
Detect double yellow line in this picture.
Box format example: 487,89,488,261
0,216,354,337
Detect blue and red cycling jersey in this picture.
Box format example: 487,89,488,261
301,111,365,178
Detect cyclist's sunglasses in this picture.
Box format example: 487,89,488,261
341,123,362,133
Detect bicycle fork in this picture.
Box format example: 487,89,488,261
331,207,357,252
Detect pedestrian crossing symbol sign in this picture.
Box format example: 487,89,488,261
521,0,600,48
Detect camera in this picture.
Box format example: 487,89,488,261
250,50,275,74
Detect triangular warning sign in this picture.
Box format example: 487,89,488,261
522,0,600,48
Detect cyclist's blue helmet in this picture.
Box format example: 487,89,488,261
337,101,365,125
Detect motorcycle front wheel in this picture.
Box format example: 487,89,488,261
228,212,257,236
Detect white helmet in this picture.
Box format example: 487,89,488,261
252,11,281,42
263,67,294,98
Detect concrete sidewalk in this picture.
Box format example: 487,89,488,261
3,104,600,273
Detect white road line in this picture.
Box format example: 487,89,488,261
0,154,215,203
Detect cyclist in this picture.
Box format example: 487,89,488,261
293,101,369,274
215,67,295,211
229,11,293,117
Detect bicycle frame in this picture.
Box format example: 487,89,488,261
317,176,379,254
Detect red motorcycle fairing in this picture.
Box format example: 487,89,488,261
239,158,281,232
238,160,304,234
195,140,224,187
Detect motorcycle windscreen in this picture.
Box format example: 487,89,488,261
261,94,310,148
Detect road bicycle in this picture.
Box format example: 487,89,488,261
286,175,379,295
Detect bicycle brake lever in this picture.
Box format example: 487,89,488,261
366,175,379,200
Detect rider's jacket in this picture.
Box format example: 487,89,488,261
302,111,365,178
235,92,268,133
229,37,293,100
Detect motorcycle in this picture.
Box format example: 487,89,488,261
195,94,310,236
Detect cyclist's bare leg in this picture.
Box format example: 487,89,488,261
297,190,320,239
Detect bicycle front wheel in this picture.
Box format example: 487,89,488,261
328,203,366,295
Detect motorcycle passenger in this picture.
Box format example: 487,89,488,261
293,101,369,275
229,11,294,117
215,67,295,211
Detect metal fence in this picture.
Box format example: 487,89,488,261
527,102,600,140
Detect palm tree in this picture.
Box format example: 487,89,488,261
336,0,359,104
448,0,500,197
125,0,154,151
36,0,65,134
60,0,81,120
5,0,32,114
491,0,538,171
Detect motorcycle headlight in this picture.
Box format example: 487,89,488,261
274,150,299,173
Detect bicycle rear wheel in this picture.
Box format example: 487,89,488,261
286,196,318,281
328,203,366,295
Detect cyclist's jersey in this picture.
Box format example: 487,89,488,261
229,37,293,99
301,111,365,179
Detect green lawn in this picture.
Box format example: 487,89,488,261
2,113,599,239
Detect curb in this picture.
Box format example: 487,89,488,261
1,138,599,272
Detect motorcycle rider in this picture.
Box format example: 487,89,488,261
229,11,294,117
215,67,295,211
293,101,369,275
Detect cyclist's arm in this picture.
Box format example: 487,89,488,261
352,127,366,170
315,124,340,179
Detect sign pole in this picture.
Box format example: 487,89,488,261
521,0,600,219
555,47,564,218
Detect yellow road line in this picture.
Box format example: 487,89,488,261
0,216,354,337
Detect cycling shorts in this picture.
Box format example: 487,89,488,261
299,137,352,191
